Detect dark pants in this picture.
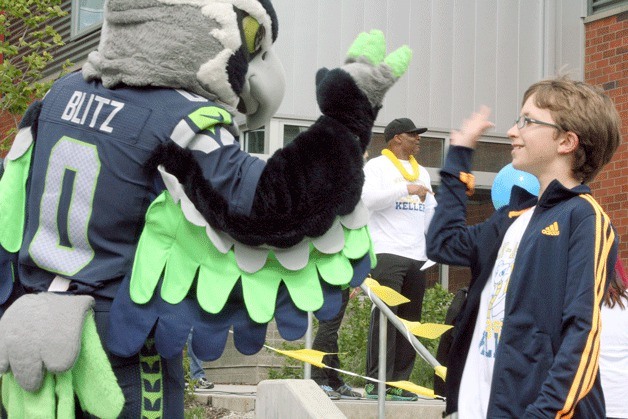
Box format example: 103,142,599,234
366,253,426,381
87,299,185,418
311,287,350,389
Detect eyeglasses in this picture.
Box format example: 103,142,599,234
515,115,562,131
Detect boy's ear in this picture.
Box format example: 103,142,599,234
558,131,579,155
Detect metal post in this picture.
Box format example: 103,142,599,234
361,283,441,370
303,311,312,379
378,309,387,419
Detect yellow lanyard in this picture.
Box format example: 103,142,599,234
382,149,419,182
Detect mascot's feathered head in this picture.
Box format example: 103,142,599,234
83,0,285,129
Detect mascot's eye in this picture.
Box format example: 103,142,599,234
242,15,265,56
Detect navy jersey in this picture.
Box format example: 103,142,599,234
18,72,265,298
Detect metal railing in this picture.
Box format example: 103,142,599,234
303,281,444,419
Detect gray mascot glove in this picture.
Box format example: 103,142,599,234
341,29,412,108
0,293,124,418
314,29,412,151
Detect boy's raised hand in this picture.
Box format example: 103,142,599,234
450,106,494,149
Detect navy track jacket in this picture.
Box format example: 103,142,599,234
427,146,617,418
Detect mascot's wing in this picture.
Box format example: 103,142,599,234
107,166,375,361
0,103,40,316
108,30,411,361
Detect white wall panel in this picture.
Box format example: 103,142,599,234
555,0,586,78
363,0,388,39
474,1,498,120
317,2,343,68
340,0,364,50
518,1,545,104
495,2,522,131
407,1,432,128
452,0,477,129
428,1,455,130
378,0,413,121
292,2,321,118
270,0,585,137
273,2,297,116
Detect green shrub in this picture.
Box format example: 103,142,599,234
182,346,197,405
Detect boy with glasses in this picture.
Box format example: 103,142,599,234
427,76,621,418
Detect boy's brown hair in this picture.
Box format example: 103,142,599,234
522,76,622,184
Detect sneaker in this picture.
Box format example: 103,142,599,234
194,377,214,390
364,383,379,399
320,385,341,400
386,386,418,401
364,383,418,401
335,384,362,399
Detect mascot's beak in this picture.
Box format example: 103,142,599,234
238,49,286,130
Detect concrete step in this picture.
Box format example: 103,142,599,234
193,381,446,418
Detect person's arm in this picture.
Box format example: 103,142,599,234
426,147,481,267
426,107,494,266
524,210,617,417
423,190,437,233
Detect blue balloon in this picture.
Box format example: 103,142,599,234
491,163,540,210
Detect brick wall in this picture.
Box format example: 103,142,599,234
585,10,628,268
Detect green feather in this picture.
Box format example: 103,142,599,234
130,191,375,322
347,30,386,65
0,146,33,253
384,45,413,78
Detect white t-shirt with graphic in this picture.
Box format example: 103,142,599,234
361,154,436,261
600,302,628,418
457,207,535,419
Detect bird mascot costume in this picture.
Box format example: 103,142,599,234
0,0,411,416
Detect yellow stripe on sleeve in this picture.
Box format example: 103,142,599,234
556,195,614,418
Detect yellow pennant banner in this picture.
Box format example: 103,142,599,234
386,380,434,399
265,345,443,399
268,348,328,369
364,277,410,306
399,318,453,340
434,365,447,382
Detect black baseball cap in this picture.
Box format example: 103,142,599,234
384,118,428,142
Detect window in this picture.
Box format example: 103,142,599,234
72,0,105,38
366,133,444,168
587,0,626,15
242,128,266,154
283,125,308,146
473,141,512,173
239,121,312,156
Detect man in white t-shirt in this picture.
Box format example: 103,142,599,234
362,117,436,401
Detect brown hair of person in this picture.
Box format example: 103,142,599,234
522,76,622,184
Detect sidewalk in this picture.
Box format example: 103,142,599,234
193,383,446,418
